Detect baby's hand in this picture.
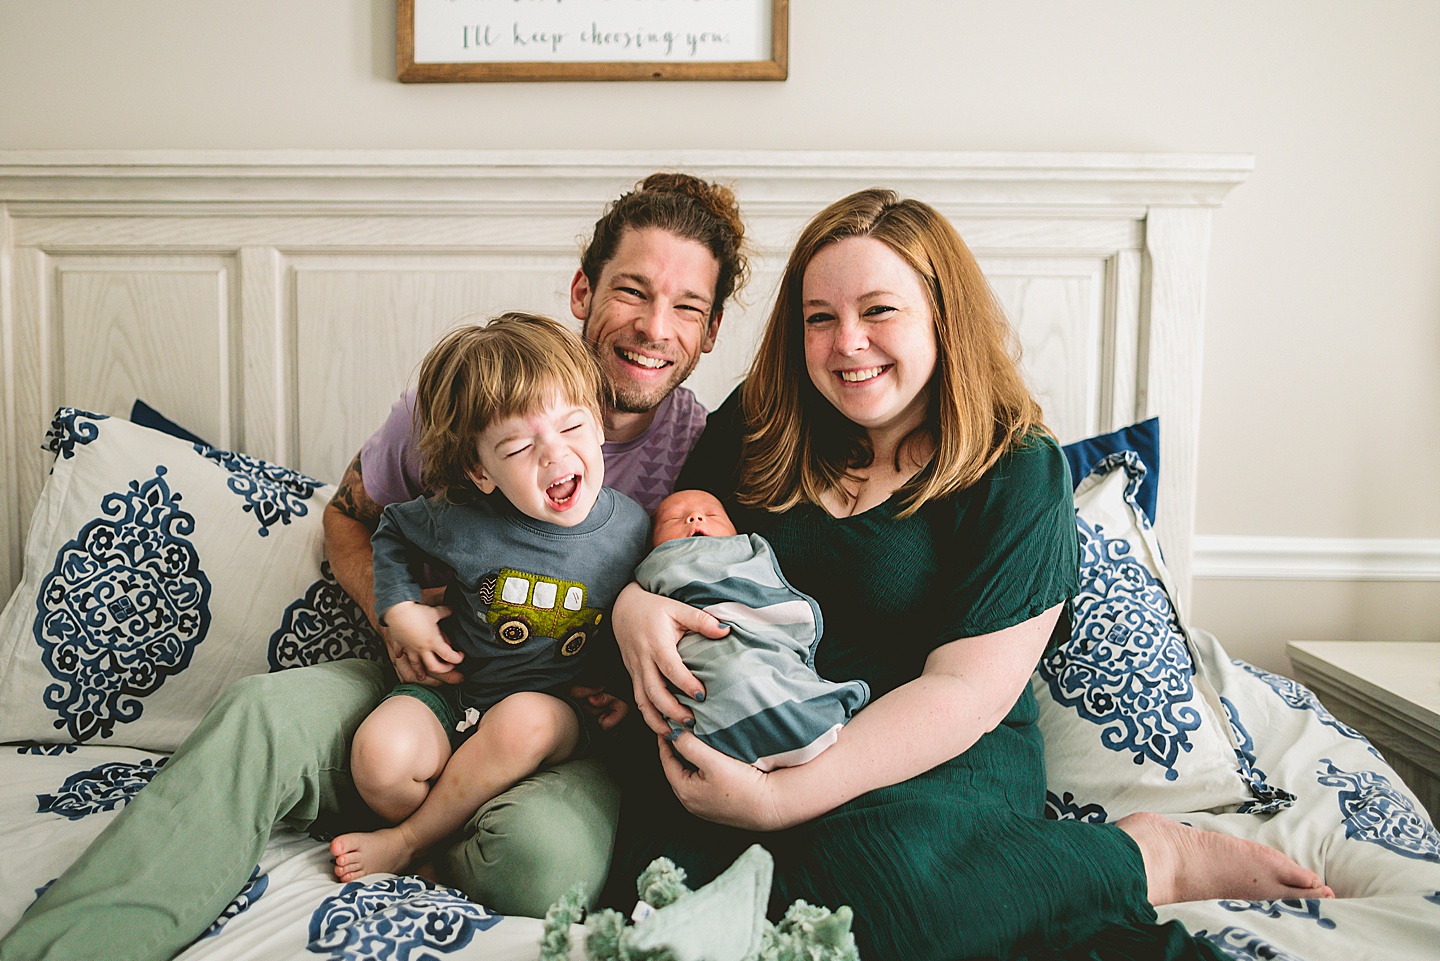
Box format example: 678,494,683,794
382,599,463,685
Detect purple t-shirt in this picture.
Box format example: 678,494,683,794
358,387,707,514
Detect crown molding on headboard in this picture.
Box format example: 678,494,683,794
0,149,1252,208
0,150,1251,605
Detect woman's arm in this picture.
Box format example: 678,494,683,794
611,581,731,735
659,601,1061,831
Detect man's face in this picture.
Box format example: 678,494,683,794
571,227,723,415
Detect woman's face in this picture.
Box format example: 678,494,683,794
801,236,939,442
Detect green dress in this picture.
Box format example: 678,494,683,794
605,391,1213,961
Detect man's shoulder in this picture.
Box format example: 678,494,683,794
664,385,705,418
672,385,744,499
361,387,426,507
651,387,709,465
601,388,710,511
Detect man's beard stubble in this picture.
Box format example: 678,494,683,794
602,347,700,415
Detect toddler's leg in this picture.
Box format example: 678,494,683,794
332,695,450,880
332,692,580,882
348,694,452,822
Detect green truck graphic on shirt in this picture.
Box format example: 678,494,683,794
479,568,602,656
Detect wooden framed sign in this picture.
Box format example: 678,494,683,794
398,0,788,82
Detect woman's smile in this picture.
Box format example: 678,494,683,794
836,364,892,384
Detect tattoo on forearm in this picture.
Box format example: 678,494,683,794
330,455,383,526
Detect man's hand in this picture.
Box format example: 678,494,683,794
382,594,463,685
570,684,630,732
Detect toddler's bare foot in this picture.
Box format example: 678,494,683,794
1117,811,1335,906
330,828,419,883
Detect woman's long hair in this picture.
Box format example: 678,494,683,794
738,189,1047,518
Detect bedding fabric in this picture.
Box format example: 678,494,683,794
1035,452,1291,823
0,409,383,752
1153,628,1440,960
128,400,214,448
0,741,566,961
5,628,1439,960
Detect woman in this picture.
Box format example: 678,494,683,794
605,189,1332,960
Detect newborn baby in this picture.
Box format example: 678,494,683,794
637,490,870,771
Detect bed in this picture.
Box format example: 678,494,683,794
1,150,1437,960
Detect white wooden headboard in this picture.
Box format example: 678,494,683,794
0,150,1250,605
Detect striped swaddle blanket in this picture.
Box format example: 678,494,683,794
635,533,870,771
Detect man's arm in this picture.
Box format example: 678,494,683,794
324,453,386,631
324,453,461,684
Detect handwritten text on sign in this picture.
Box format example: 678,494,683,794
414,0,772,64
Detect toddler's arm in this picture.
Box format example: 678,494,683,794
372,503,465,680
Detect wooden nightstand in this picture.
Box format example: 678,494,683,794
1287,641,1440,820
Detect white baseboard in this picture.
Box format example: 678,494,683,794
1193,535,1440,581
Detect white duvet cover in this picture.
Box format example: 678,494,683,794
2,631,1438,961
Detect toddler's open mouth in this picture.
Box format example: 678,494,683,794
546,474,580,508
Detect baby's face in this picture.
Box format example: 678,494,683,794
652,490,737,546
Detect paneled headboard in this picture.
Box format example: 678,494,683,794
0,150,1250,605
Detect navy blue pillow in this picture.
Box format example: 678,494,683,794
1061,417,1160,524
128,399,214,448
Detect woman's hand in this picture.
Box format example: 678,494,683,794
381,593,462,685
611,582,730,735
657,731,787,831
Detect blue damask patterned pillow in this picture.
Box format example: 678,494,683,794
1034,453,1269,821
0,408,382,751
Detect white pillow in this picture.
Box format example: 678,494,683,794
0,408,382,751
1034,452,1290,822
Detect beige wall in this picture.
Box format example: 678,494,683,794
3,0,1438,673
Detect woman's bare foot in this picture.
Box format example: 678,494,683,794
1117,812,1336,906
330,827,419,883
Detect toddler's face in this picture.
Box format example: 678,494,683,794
652,490,736,546
468,395,605,527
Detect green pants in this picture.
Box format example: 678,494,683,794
0,659,620,961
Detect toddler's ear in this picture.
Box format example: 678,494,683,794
467,467,497,494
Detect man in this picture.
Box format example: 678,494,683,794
1,172,747,961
